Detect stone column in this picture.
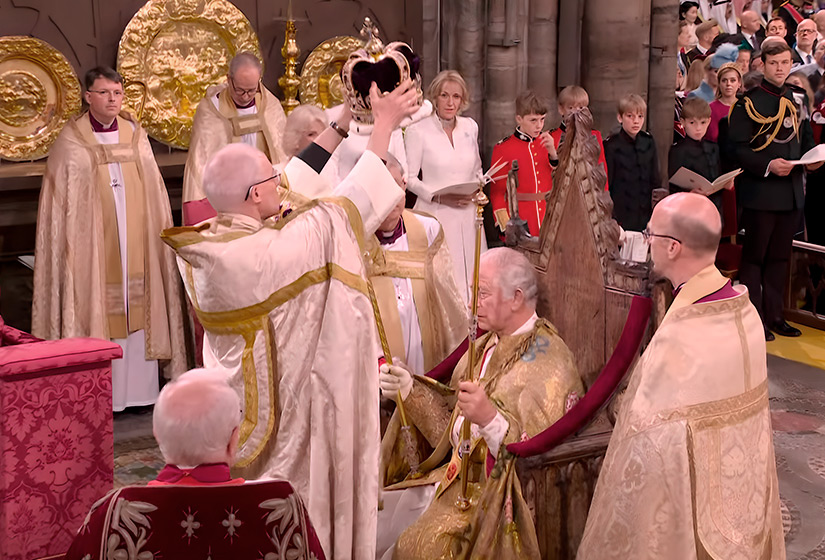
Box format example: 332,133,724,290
648,0,679,183
527,0,559,127
421,0,440,87
485,0,522,153
581,0,652,136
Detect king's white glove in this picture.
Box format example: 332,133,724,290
379,361,413,401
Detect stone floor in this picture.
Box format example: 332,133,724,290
770,354,825,559
113,354,825,557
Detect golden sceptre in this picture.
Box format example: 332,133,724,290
366,282,419,475
456,182,489,510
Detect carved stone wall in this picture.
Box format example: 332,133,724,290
0,0,423,96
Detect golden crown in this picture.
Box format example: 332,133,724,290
340,18,424,124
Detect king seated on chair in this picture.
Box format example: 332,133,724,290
376,247,585,560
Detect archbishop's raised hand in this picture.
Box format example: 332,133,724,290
370,79,419,132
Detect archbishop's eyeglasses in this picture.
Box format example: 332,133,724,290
642,227,681,244
244,172,280,201
228,76,260,97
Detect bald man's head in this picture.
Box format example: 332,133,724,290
203,143,274,215
740,10,761,34
655,193,722,255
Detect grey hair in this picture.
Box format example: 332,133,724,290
481,247,538,306
283,104,328,158
153,368,241,467
228,51,263,77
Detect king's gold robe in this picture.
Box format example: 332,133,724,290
578,266,785,560
367,210,467,374
383,318,584,560
162,151,403,560
183,84,287,208
32,111,186,376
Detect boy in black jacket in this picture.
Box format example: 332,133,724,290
668,97,734,216
604,94,663,232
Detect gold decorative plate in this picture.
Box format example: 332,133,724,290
300,36,364,108
117,0,262,149
0,36,81,161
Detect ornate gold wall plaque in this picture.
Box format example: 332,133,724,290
117,0,262,149
0,36,81,161
299,36,363,108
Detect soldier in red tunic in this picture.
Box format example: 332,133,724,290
490,90,558,237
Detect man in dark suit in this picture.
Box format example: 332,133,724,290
739,10,765,50
791,18,817,67
728,41,823,340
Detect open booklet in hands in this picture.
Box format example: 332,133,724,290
669,167,743,196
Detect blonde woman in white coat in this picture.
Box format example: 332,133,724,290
405,70,485,303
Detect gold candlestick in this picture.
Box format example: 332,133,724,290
279,0,301,114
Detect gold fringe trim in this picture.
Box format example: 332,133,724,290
742,96,798,152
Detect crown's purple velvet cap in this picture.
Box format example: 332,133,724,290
349,44,421,99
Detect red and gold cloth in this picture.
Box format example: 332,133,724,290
64,478,326,559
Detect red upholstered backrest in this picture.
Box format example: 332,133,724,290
506,295,652,457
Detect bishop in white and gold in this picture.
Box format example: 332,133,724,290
33,66,187,411
162,82,420,560
182,52,287,225
578,193,785,560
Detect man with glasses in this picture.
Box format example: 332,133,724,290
579,192,784,560
183,51,287,225
162,80,419,560
792,18,818,67
32,66,186,411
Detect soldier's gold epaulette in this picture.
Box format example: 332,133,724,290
496,135,512,145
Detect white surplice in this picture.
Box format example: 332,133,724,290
94,125,159,411
209,94,259,147
376,215,439,375
405,113,486,302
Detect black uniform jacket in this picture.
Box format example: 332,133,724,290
727,79,815,211
605,128,661,232
668,136,724,213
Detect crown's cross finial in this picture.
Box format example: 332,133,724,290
361,17,384,56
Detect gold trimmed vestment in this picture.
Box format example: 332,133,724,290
383,318,584,560
183,84,287,205
32,111,186,376
577,266,785,560
162,151,404,560
366,209,467,373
